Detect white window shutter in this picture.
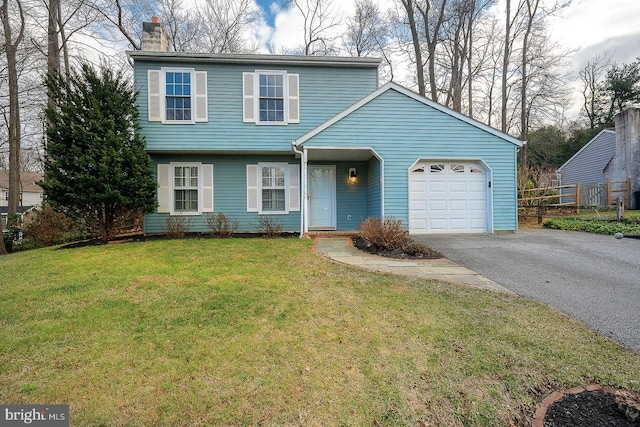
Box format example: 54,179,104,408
202,164,214,212
195,71,208,122
243,72,256,123
246,164,259,212
148,70,162,122
157,164,170,213
288,74,300,123
288,164,300,211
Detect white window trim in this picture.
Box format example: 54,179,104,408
170,162,202,215
255,70,288,126
258,162,289,214
162,67,196,124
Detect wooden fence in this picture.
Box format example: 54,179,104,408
518,178,631,210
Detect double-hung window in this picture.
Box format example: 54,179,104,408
261,165,286,212
242,71,299,124
147,68,208,123
173,165,199,213
259,74,285,123
165,71,191,121
156,163,214,215
246,163,300,214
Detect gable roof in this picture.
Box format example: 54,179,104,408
0,170,43,192
293,82,523,147
557,129,616,172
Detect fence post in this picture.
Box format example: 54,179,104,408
626,177,631,207
575,182,581,214
537,199,543,225
606,179,611,207
617,197,624,221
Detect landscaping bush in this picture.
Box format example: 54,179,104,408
204,212,238,236
164,216,193,238
23,206,70,246
359,216,408,250
256,215,283,238
543,217,640,236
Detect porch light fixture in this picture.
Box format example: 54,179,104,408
348,168,357,183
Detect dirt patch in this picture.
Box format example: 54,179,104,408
351,236,443,260
545,390,640,427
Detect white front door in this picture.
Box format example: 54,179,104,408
308,166,336,229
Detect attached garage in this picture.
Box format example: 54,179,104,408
293,82,523,235
409,161,489,234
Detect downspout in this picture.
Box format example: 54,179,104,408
291,141,306,238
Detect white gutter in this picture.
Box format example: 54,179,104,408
291,142,306,238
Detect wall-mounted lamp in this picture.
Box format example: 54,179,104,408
348,168,357,183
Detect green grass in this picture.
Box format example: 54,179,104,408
1,238,639,426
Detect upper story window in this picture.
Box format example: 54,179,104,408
259,74,285,123
165,72,192,121
147,68,208,124
243,71,299,125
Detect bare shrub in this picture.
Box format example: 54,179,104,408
164,216,193,239
23,205,70,246
359,216,408,250
256,215,283,238
204,212,238,236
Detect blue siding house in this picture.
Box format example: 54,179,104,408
129,21,522,235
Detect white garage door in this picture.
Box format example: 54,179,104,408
409,161,488,234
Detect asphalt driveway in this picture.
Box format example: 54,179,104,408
414,229,640,351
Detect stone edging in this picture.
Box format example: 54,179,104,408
532,383,640,427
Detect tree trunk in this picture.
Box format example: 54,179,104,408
519,0,540,170
0,211,7,254
401,0,425,96
48,0,60,77
501,0,510,133
466,1,475,118
1,0,25,227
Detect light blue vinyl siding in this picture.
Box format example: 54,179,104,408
367,156,382,218
300,89,519,232
145,154,301,234
134,61,378,152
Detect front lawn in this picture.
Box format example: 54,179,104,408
1,239,639,426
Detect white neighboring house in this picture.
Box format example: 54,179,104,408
0,170,44,226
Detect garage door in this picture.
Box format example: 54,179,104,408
409,161,487,234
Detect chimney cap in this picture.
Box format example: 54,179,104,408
151,16,161,24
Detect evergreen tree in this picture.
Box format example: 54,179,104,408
42,63,157,241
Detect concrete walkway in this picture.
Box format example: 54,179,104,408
314,238,514,294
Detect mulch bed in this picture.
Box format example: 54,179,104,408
351,236,443,260
544,390,640,427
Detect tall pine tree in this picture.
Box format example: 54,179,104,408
42,63,157,241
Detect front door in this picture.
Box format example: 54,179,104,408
308,166,336,229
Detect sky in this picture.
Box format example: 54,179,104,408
250,0,640,118
255,0,640,64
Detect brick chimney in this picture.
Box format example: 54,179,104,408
142,17,168,52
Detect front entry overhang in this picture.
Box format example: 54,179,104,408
291,144,384,236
